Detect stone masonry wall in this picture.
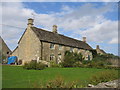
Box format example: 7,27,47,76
42,42,65,63
1,38,11,56
96,49,104,55
18,27,41,64
12,47,18,57
42,42,93,63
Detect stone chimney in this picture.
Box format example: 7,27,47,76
52,25,57,33
96,45,100,50
27,18,34,27
83,37,86,43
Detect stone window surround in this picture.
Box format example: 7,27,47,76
70,47,74,52
50,54,54,61
59,45,63,50
50,43,55,49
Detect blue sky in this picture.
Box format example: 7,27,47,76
1,2,118,55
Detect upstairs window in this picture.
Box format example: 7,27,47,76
50,54,54,61
59,45,62,50
78,48,80,53
50,43,55,49
70,47,73,52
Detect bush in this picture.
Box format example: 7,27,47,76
23,61,46,70
36,63,46,70
61,51,83,67
81,54,119,69
46,75,78,88
89,70,118,85
73,61,83,67
46,75,64,88
50,61,61,67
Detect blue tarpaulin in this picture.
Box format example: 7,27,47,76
7,56,17,64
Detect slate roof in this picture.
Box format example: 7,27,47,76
32,27,93,50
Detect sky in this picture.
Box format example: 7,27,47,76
0,0,119,55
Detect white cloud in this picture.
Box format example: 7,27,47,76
109,38,118,44
81,20,118,44
1,2,118,51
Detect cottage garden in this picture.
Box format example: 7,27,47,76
2,51,120,88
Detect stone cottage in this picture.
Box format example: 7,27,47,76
96,45,106,55
12,18,93,65
0,36,11,57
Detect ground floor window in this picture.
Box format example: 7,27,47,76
50,54,54,61
70,47,73,52
58,54,62,64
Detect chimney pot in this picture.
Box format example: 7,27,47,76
52,25,57,33
27,18,34,27
83,37,86,43
96,45,100,49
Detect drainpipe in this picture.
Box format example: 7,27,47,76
40,41,43,60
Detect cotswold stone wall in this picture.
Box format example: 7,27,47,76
12,47,18,57
42,42,65,63
1,38,11,56
42,42,93,63
96,49,104,55
18,27,41,64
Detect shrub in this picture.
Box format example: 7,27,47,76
46,75,64,88
81,54,118,68
23,62,36,70
73,61,83,67
23,61,46,70
46,75,79,88
89,70,118,85
36,62,46,70
82,60,91,65
50,61,61,67
61,51,83,67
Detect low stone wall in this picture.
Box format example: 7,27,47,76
87,79,120,88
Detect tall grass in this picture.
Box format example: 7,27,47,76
89,69,118,85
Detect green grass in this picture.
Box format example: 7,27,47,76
2,65,119,88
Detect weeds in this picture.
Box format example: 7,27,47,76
89,69,118,85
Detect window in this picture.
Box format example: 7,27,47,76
58,54,62,64
59,45,62,50
50,54,54,60
78,48,81,53
70,47,73,52
50,43,55,49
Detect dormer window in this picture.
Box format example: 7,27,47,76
50,43,55,49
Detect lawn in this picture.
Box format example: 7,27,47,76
2,65,119,88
